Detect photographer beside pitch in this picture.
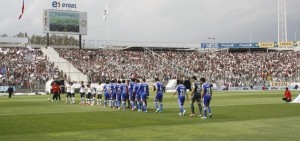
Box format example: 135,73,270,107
282,87,292,102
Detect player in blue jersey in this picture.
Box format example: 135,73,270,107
128,78,136,110
200,77,212,119
103,80,111,108
120,80,128,110
139,79,149,112
172,80,188,116
189,76,203,117
116,80,122,109
134,79,141,111
110,79,117,108
153,78,164,113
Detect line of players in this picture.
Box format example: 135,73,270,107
64,76,212,118
65,78,153,112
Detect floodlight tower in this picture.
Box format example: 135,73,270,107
278,0,288,42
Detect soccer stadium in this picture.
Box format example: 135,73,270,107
0,0,300,141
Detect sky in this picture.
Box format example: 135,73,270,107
0,0,299,43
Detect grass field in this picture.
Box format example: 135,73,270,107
0,91,299,141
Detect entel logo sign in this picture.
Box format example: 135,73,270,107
52,1,77,9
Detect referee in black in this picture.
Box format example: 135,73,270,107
7,84,14,99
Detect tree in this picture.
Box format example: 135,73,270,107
1,34,8,37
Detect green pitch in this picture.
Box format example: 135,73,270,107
0,91,299,141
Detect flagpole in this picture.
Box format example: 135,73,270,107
106,0,109,46
106,14,109,43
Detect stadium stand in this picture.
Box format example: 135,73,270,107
1,46,299,92
0,47,61,92
55,48,300,87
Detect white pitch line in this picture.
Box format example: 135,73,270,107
0,102,285,116
212,102,283,107
0,109,117,116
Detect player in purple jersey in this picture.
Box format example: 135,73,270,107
138,79,149,113
154,78,164,113
200,78,212,119
128,79,136,110
172,80,188,116
120,80,128,110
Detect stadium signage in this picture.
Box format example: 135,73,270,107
278,41,293,47
52,1,77,9
0,86,15,92
269,82,291,87
201,43,258,49
259,42,274,48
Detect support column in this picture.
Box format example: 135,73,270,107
47,33,50,46
79,34,82,49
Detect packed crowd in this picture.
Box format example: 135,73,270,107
56,48,187,83
56,48,300,87
0,47,60,88
1,47,299,88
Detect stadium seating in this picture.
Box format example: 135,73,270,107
1,47,299,90
55,48,300,87
0,47,60,92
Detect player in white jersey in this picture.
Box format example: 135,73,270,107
79,82,86,104
86,84,92,105
70,82,76,104
90,86,97,106
65,82,72,104
96,82,103,106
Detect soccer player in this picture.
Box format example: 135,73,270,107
134,79,141,111
126,80,131,108
116,80,122,109
86,84,92,105
200,77,212,119
91,86,97,106
96,82,103,106
128,78,136,110
120,80,128,110
153,78,164,113
189,76,203,117
139,79,149,112
110,79,118,108
79,81,85,104
65,82,72,104
103,80,111,108
70,82,76,104
172,80,188,116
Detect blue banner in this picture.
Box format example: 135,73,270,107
201,43,259,49
0,86,16,92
